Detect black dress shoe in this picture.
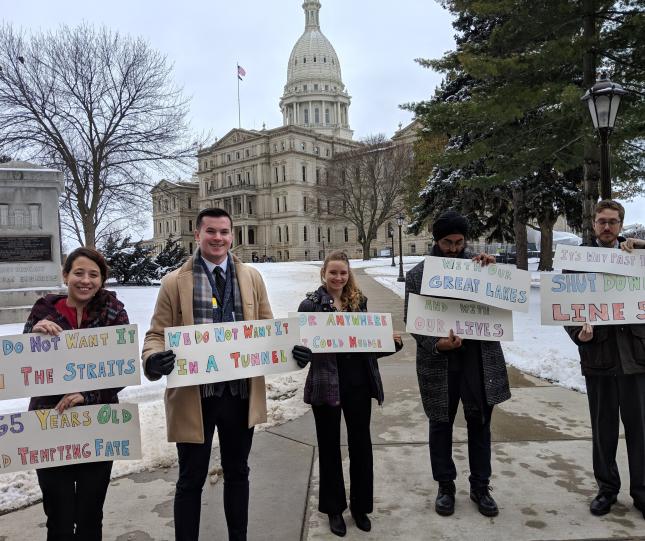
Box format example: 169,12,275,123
590,492,617,516
435,481,456,516
470,486,499,517
351,510,371,532
328,514,346,537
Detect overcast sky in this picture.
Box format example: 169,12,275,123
5,0,644,232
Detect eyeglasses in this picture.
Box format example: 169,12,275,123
594,220,622,227
438,238,465,249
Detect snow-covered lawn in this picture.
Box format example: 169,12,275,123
0,257,584,513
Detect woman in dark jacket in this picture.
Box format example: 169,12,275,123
297,250,403,537
23,247,129,541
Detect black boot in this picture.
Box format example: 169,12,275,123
327,514,346,537
435,481,456,516
470,485,498,517
590,492,617,516
351,510,371,532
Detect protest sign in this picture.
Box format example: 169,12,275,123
420,256,530,312
405,293,514,341
540,272,645,326
0,325,141,401
164,318,300,388
554,245,645,277
292,312,396,353
0,403,141,474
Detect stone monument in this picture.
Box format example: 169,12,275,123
0,161,65,324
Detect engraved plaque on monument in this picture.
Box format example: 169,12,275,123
0,161,65,323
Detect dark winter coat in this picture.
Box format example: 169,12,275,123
404,255,511,423
298,286,401,407
23,290,130,410
564,238,645,376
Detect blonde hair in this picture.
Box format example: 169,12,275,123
320,250,363,311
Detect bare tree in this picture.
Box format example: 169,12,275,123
321,134,414,260
0,24,203,247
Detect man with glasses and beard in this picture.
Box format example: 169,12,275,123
404,210,511,518
565,200,645,519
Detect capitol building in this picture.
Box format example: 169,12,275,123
150,0,433,261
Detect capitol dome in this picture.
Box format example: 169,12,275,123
280,0,353,140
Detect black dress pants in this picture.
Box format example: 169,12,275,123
36,460,113,541
586,373,645,505
312,385,373,515
429,370,494,489
174,389,254,541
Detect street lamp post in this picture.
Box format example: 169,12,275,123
388,223,395,266
396,213,405,282
581,72,627,200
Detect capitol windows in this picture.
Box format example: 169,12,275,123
188,197,192,209
189,220,193,232
246,171,251,184
304,84,308,92
314,83,319,90
325,109,330,124
303,56,306,63
304,109,309,124
303,226,308,241
301,165,307,182
314,108,320,124
300,142,306,151
273,143,278,152
315,168,320,184
285,225,290,242
283,196,287,212
303,196,307,212
314,146,319,155
317,227,321,242
236,173,241,184
411,244,417,255
323,56,327,63
282,165,286,181
325,148,331,157
274,167,279,183
248,200,253,215
313,56,317,62
228,175,233,187
236,151,240,160
227,154,231,162
281,141,285,150
325,85,329,91
275,198,280,213
245,148,250,157
344,227,349,242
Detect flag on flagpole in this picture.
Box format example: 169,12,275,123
237,65,246,80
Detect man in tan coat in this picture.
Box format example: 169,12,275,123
143,207,309,541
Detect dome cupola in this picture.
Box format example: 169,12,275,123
280,0,353,140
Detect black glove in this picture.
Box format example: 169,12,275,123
146,350,176,377
292,345,312,369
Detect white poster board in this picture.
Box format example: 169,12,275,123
405,293,514,341
554,245,645,277
0,325,141,400
540,273,645,326
0,403,142,474
420,256,530,312
164,318,300,388
292,312,396,353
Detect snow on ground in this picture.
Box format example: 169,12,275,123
0,257,583,512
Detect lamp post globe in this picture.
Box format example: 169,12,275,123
396,212,405,282
581,72,627,200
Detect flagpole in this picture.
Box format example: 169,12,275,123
237,63,241,129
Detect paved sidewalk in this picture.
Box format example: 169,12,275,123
1,270,644,540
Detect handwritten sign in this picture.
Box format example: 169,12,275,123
405,293,514,341
0,325,141,401
164,318,300,388
292,312,395,353
554,245,645,277
540,273,645,326
420,256,530,312
0,403,142,474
